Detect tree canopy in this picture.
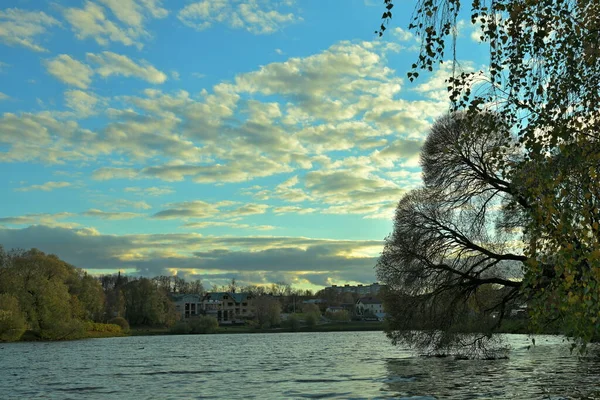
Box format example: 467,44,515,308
377,0,600,352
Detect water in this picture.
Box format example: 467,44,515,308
1,332,599,399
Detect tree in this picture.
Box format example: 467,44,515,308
188,315,219,334
326,310,350,322
378,112,525,356
286,314,301,331
304,312,318,328
377,0,600,350
122,278,178,327
67,269,105,321
253,296,281,328
0,248,86,340
0,294,26,342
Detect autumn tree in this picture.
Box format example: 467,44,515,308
377,0,600,350
253,295,281,328
0,247,107,340
0,293,26,342
122,278,178,327
378,112,526,356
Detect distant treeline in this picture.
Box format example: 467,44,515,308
0,246,365,342
0,247,207,341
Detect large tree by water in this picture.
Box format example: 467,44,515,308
377,0,600,352
0,247,105,340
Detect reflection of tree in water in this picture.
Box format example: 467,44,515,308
380,339,600,399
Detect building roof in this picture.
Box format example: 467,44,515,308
202,292,253,303
357,296,382,305
170,293,202,302
302,299,323,304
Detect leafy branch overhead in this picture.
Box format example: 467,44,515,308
377,0,600,353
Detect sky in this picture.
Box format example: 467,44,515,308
0,0,488,291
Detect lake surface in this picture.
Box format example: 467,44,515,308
1,332,599,399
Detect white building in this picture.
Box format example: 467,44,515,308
355,297,385,320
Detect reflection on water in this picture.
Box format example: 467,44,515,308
1,332,598,399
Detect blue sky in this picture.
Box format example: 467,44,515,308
0,0,487,290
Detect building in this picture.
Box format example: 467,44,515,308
201,292,255,324
172,294,203,319
328,283,382,296
356,297,385,320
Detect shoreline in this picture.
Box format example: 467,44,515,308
130,321,388,337
10,319,547,342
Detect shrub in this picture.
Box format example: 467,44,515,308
108,317,130,333
170,321,191,334
39,319,86,340
188,315,219,334
305,312,319,328
85,322,122,333
286,314,300,331
325,310,350,322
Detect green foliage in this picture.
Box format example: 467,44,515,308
0,294,26,342
84,322,122,333
286,314,301,331
376,0,600,352
325,310,350,322
302,303,320,315
254,296,281,328
0,248,102,340
188,315,218,334
304,312,319,328
170,321,192,334
108,317,130,333
122,278,179,327
68,270,105,321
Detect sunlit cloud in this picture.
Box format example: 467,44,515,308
14,181,72,192
178,0,300,34
0,8,60,52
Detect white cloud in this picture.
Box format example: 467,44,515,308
64,89,105,118
44,55,94,89
64,0,167,48
178,0,300,34
81,209,144,220
2,39,441,215
0,225,383,286
0,8,60,52
113,199,152,210
151,200,228,220
273,206,316,215
182,221,275,230
98,0,168,27
0,212,78,229
392,27,416,42
123,186,174,196
92,167,139,181
14,181,72,192
87,51,167,84
0,92,8,101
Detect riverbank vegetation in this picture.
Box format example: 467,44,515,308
0,247,185,342
376,0,600,356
